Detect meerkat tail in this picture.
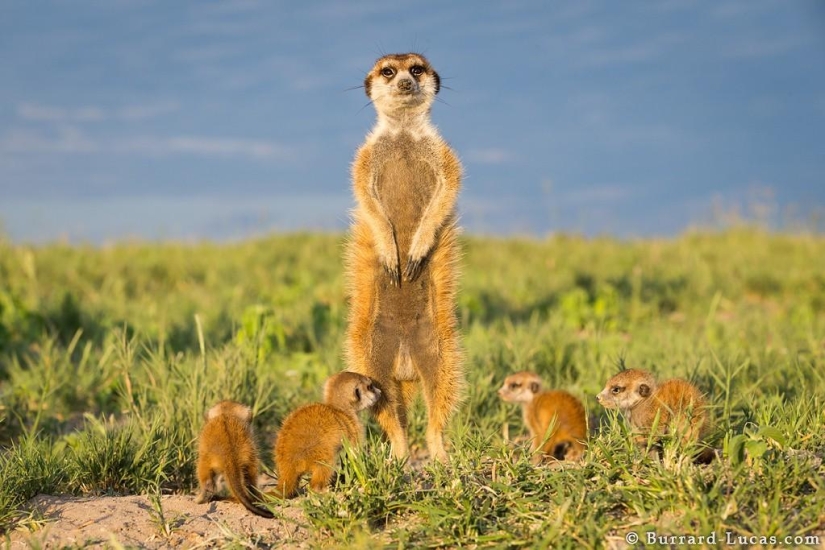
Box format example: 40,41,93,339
223,462,273,518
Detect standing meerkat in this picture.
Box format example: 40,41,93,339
345,52,463,462
596,368,710,449
195,400,273,518
273,372,381,498
497,372,588,463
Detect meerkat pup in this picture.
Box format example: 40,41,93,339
195,400,273,518
596,369,710,450
273,372,381,498
345,52,463,462
498,371,587,463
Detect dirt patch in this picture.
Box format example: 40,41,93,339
7,449,433,548
8,488,310,549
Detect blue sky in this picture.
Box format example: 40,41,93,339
1,0,823,242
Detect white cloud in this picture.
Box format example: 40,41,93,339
117,102,180,120
577,32,686,68
711,0,781,19
17,101,179,122
722,36,809,59
117,136,294,160
18,103,105,123
198,0,264,16
465,148,516,165
0,127,99,153
0,128,295,161
172,44,244,64
653,0,701,12
302,1,397,20
558,184,634,204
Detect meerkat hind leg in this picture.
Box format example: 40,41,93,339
275,464,301,499
368,322,410,459
374,388,410,459
196,467,217,503
417,348,455,462
309,463,335,492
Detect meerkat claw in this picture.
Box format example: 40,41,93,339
384,264,401,286
404,257,423,281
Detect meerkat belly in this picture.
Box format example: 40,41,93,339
372,143,440,379
375,157,437,253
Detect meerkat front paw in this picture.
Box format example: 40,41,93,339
377,245,401,286
384,261,401,286
403,254,427,282
405,235,431,281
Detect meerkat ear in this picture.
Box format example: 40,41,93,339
638,384,651,397
530,382,540,394
364,74,372,98
432,69,441,94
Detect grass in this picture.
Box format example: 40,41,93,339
0,227,824,546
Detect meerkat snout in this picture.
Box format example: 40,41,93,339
357,381,381,409
397,77,415,93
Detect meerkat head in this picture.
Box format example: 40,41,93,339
206,400,253,423
364,52,440,116
596,369,657,411
324,371,382,412
497,371,543,404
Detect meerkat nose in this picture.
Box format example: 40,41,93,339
397,78,414,92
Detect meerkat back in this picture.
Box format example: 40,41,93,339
654,379,709,443
196,400,273,518
530,390,588,461
274,372,381,498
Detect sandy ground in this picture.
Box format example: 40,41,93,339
7,483,310,549
6,448,431,549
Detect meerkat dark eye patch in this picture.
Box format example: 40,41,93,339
410,65,424,77
611,386,623,394
509,382,520,389
355,387,361,401
381,67,395,78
